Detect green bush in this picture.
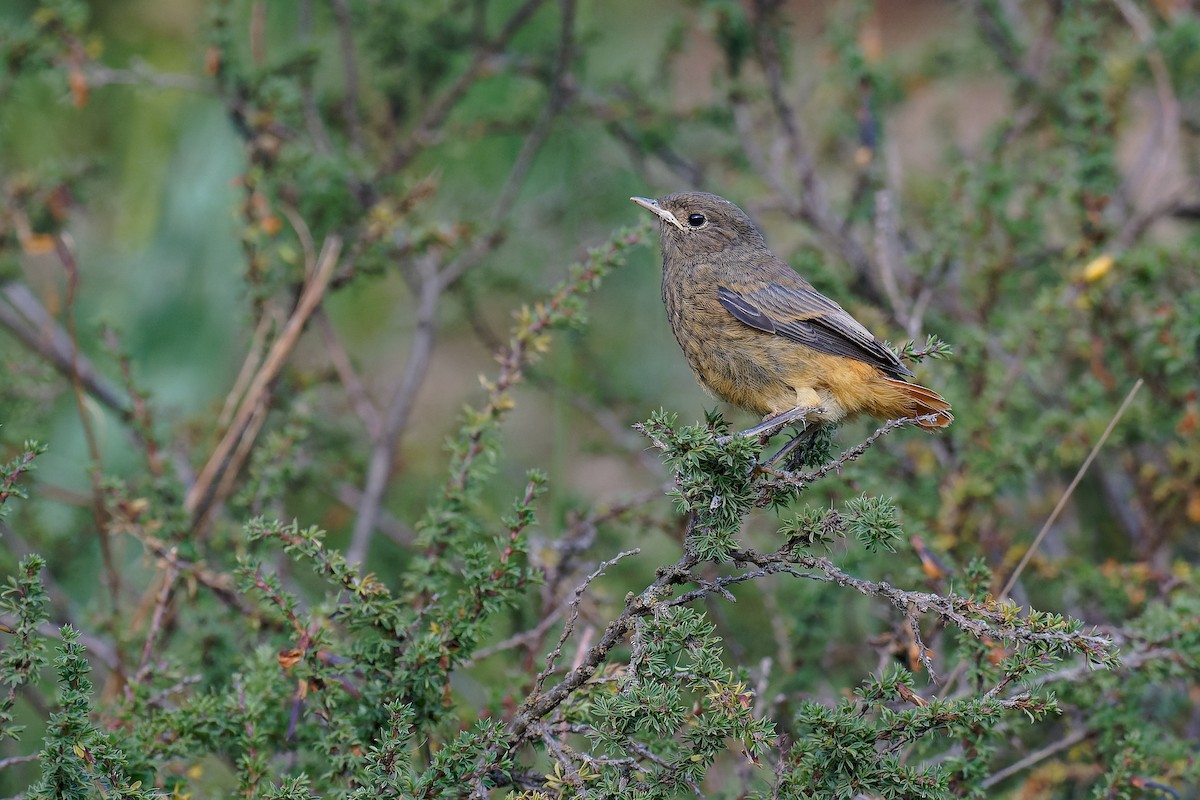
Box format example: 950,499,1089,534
1,1,1198,797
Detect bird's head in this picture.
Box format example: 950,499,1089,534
631,192,766,261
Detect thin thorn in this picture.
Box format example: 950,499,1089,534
1000,378,1144,599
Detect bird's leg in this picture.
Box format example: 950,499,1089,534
740,388,827,442
761,425,821,469
738,405,823,441
716,405,823,446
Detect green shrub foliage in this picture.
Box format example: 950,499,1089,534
1,1,1198,797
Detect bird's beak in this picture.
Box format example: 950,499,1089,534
630,196,685,231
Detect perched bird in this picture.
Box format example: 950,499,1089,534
631,191,951,432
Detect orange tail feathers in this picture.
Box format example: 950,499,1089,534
880,378,953,431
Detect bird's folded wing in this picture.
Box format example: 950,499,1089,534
717,283,913,379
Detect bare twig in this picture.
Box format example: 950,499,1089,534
906,610,937,681
103,328,165,478
134,533,255,619
999,378,1144,599
346,254,440,565
84,60,211,93
716,547,1115,658
436,0,577,291
533,548,641,697
1026,644,1177,690
215,312,274,432
873,188,913,332
314,308,380,438
0,754,41,771
466,605,565,666
979,727,1089,789
133,548,181,684
186,235,343,530
0,282,131,416
249,1,267,68
491,0,577,221
757,417,912,500
348,0,579,561
332,483,413,544
509,536,698,750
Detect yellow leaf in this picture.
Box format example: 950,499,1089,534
1082,254,1114,283
1186,490,1200,524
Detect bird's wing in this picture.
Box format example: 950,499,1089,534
717,281,914,379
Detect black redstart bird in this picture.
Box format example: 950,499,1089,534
631,191,951,433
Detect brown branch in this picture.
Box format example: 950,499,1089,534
0,282,131,416
979,728,1090,790
134,532,255,619
348,1,579,561
214,311,274,433
436,0,578,291
249,0,267,68
346,254,440,565
0,753,41,771
746,0,881,305
531,548,641,698
489,0,577,232
132,548,180,685
1023,644,1179,692
755,417,912,502
466,605,565,666
786,554,1114,655
387,0,551,173
328,0,364,153
872,187,914,333
314,308,380,438
332,483,413,545
185,235,343,531
1112,0,1182,220
504,540,697,751
101,328,165,478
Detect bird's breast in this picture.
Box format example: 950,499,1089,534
661,260,786,413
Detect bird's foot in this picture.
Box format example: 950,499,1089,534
740,406,824,441
716,405,824,450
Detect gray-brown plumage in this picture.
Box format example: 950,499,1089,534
631,191,952,430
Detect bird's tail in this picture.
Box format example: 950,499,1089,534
878,378,953,431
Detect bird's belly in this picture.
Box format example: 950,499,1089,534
664,278,860,421
672,316,857,420
674,321,824,416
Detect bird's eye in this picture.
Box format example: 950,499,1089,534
687,213,706,228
